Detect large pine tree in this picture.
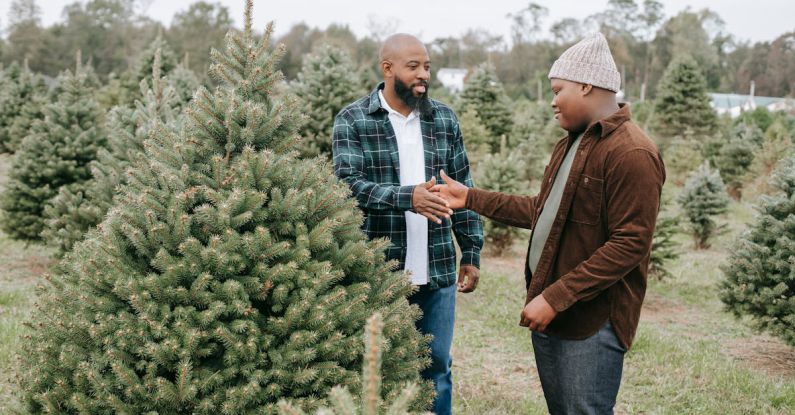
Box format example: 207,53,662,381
43,49,183,255
461,63,513,150
652,56,718,139
20,4,429,414
1,55,105,242
292,44,365,159
721,154,795,345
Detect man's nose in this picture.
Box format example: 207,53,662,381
418,67,430,80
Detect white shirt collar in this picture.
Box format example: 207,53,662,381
379,89,418,121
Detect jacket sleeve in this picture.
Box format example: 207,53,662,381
465,188,538,230
542,148,665,312
447,118,484,268
332,112,415,211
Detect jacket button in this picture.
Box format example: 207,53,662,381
584,177,589,184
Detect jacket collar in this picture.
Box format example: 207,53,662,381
590,103,631,139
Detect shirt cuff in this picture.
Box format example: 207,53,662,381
395,185,415,211
460,247,481,269
541,281,577,313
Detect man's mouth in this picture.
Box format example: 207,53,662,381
413,83,427,94
554,111,561,120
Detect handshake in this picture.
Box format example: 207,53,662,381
411,170,468,224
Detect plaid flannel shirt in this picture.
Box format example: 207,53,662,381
332,83,484,290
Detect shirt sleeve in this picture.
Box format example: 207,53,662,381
448,116,484,268
332,112,415,211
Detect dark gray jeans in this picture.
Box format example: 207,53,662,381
532,321,626,415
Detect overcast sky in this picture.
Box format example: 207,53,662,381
2,0,793,44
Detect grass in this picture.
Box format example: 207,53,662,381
1,152,794,414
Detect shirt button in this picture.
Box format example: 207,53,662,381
584,177,589,184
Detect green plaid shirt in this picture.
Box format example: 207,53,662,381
332,83,484,290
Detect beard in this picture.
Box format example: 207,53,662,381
394,77,433,118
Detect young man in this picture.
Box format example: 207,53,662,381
331,33,484,415
432,33,665,414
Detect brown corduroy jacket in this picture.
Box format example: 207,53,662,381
466,104,664,350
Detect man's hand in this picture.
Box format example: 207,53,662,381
519,294,557,332
457,265,480,293
413,176,452,224
429,170,468,209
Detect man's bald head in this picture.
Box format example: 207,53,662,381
379,33,427,63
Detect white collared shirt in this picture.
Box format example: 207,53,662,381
379,90,429,285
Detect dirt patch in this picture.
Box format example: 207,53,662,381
723,335,795,379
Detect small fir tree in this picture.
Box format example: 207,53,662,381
19,4,429,414
292,44,365,159
1,54,105,242
721,154,795,346
715,123,762,198
677,162,730,249
649,191,680,279
0,61,49,153
477,136,525,255
461,62,513,150
43,49,183,255
653,56,718,139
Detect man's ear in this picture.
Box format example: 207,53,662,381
381,60,393,78
581,83,594,96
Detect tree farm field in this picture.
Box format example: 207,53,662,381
0,152,793,414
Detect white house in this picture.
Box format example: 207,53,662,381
436,68,468,93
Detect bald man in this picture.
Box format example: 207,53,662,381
332,34,484,414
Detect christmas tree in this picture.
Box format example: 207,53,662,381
278,313,432,415
0,61,49,154
457,105,492,161
721,154,795,345
715,123,761,198
20,4,429,414
653,56,718,140
43,49,183,255
677,162,730,249
649,192,680,279
477,136,525,255
1,53,105,242
292,44,365,159
461,62,513,150
97,35,193,110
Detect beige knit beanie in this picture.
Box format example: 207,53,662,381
548,32,621,93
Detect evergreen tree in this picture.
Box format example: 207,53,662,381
457,105,492,161
742,119,794,199
292,44,365,159
652,56,718,139
168,55,202,108
461,63,513,150
677,162,730,249
649,192,680,279
663,134,704,186
97,35,182,109
0,61,49,153
721,154,795,346
43,49,183,255
1,56,105,242
278,313,432,415
477,136,525,255
20,5,429,414
715,123,761,198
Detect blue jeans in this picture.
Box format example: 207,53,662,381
531,321,626,415
409,283,456,415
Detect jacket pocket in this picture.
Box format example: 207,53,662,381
570,174,603,226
